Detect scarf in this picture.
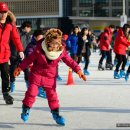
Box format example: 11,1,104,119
41,41,63,60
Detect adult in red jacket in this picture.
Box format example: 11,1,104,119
0,2,24,104
98,25,115,70
14,28,86,126
114,24,130,79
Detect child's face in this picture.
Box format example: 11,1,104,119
47,39,61,52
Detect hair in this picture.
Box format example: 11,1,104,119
122,24,130,36
33,29,44,37
21,21,32,29
80,27,88,36
72,26,79,34
109,24,115,29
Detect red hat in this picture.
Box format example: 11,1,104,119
0,2,8,12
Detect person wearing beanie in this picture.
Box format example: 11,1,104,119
13,28,86,126
0,2,24,105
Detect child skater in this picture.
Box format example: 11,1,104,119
14,28,86,126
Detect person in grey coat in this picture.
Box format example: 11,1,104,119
10,21,32,92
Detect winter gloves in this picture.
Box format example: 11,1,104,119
77,70,87,81
19,52,24,60
14,67,22,77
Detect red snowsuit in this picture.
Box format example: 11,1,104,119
19,42,81,110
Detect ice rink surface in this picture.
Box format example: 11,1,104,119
0,50,130,130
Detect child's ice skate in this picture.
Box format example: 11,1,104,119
120,70,125,78
51,109,65,126
10,82,15,92
3,92,14,105
114,71,120,79
21,105,30,122
38,87,46,98
125,72,129,81
56,75,62,81
84,69,90,75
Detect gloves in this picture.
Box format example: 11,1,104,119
19,52,24,60
13,67,22,77
77,70,87,81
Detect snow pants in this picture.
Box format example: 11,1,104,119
22,82,59,110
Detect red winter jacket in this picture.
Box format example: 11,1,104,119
114,28,130,55
19,41,81,88
99,28,113,51
0,12,23,63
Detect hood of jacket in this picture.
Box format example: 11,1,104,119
104,27,112,35
117,28,124,37
6,10,16,23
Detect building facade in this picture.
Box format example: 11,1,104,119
1,0,65,30
1,0,130,34
70,0,130,34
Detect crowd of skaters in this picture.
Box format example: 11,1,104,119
64,24,130,81
0,1,130,127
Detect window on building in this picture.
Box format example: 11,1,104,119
7,0,60,16
79,0,92,7
95,0,109,7
72,10,77,16
112,0,123,6
94,9,109,17
112,9,122,17
79,10,92,17
72,0,77,7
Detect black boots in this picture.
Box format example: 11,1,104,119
98,64,104,70
3,92,14,105
105,63,113,70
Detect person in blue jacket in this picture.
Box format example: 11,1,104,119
66,26,80,61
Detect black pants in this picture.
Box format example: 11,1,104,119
106,49,112,64
99,50,110,65
84,53,90,70
0,62,10,93
10,57,29,82
77,52,90,70
115,54,127,72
